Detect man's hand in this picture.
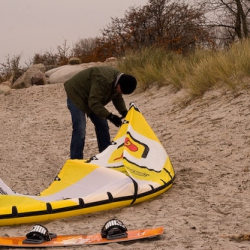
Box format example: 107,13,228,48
107,113,122,127
121,110,128,118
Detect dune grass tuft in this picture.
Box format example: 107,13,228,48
118,39,250,97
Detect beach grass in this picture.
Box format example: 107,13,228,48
117,39,250,97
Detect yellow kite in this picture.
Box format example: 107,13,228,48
0,103,175,226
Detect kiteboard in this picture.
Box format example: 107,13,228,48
0,227,164,248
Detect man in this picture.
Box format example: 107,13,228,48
64,66,137,159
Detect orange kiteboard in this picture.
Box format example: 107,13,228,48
0,227,164,248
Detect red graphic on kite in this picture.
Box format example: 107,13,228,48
114,153,123,161
113,137,139,161
124,137,138,152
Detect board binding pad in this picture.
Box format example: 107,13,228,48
0,226,164,248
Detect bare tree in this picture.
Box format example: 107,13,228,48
32,50,59,66
199,0,250,45
57,39,71,65
0,54,26,83
71,37,98,63
98,0,211,57
32,40,72,67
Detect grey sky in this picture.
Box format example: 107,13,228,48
0,0,148,65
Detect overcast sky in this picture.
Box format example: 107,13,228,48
0,0,148,65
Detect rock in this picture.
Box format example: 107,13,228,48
68,57,82,65
1,81,12,88
105,57,117,63
33,63,46,73
0,84,11,95
104,57,117,66
31,71,47,86
45,65,85,84
11,64,47,89
45,62,103,84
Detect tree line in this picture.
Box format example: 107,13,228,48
1,0,249,82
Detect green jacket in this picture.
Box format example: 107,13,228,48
64,66,127,118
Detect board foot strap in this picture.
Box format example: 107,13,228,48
101,219,128,240
22,224,57,244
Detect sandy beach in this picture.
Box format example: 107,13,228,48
0,80,250,249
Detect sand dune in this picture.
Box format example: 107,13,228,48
0,82,250,249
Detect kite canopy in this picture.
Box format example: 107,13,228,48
0,103,175,226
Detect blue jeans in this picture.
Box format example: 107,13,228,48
67,98,110,159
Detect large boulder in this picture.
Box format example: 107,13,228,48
11,64,47,89
45,65,85,84
31,71,47,86
45,62,104,84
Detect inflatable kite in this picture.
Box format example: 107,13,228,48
0,103,175,226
